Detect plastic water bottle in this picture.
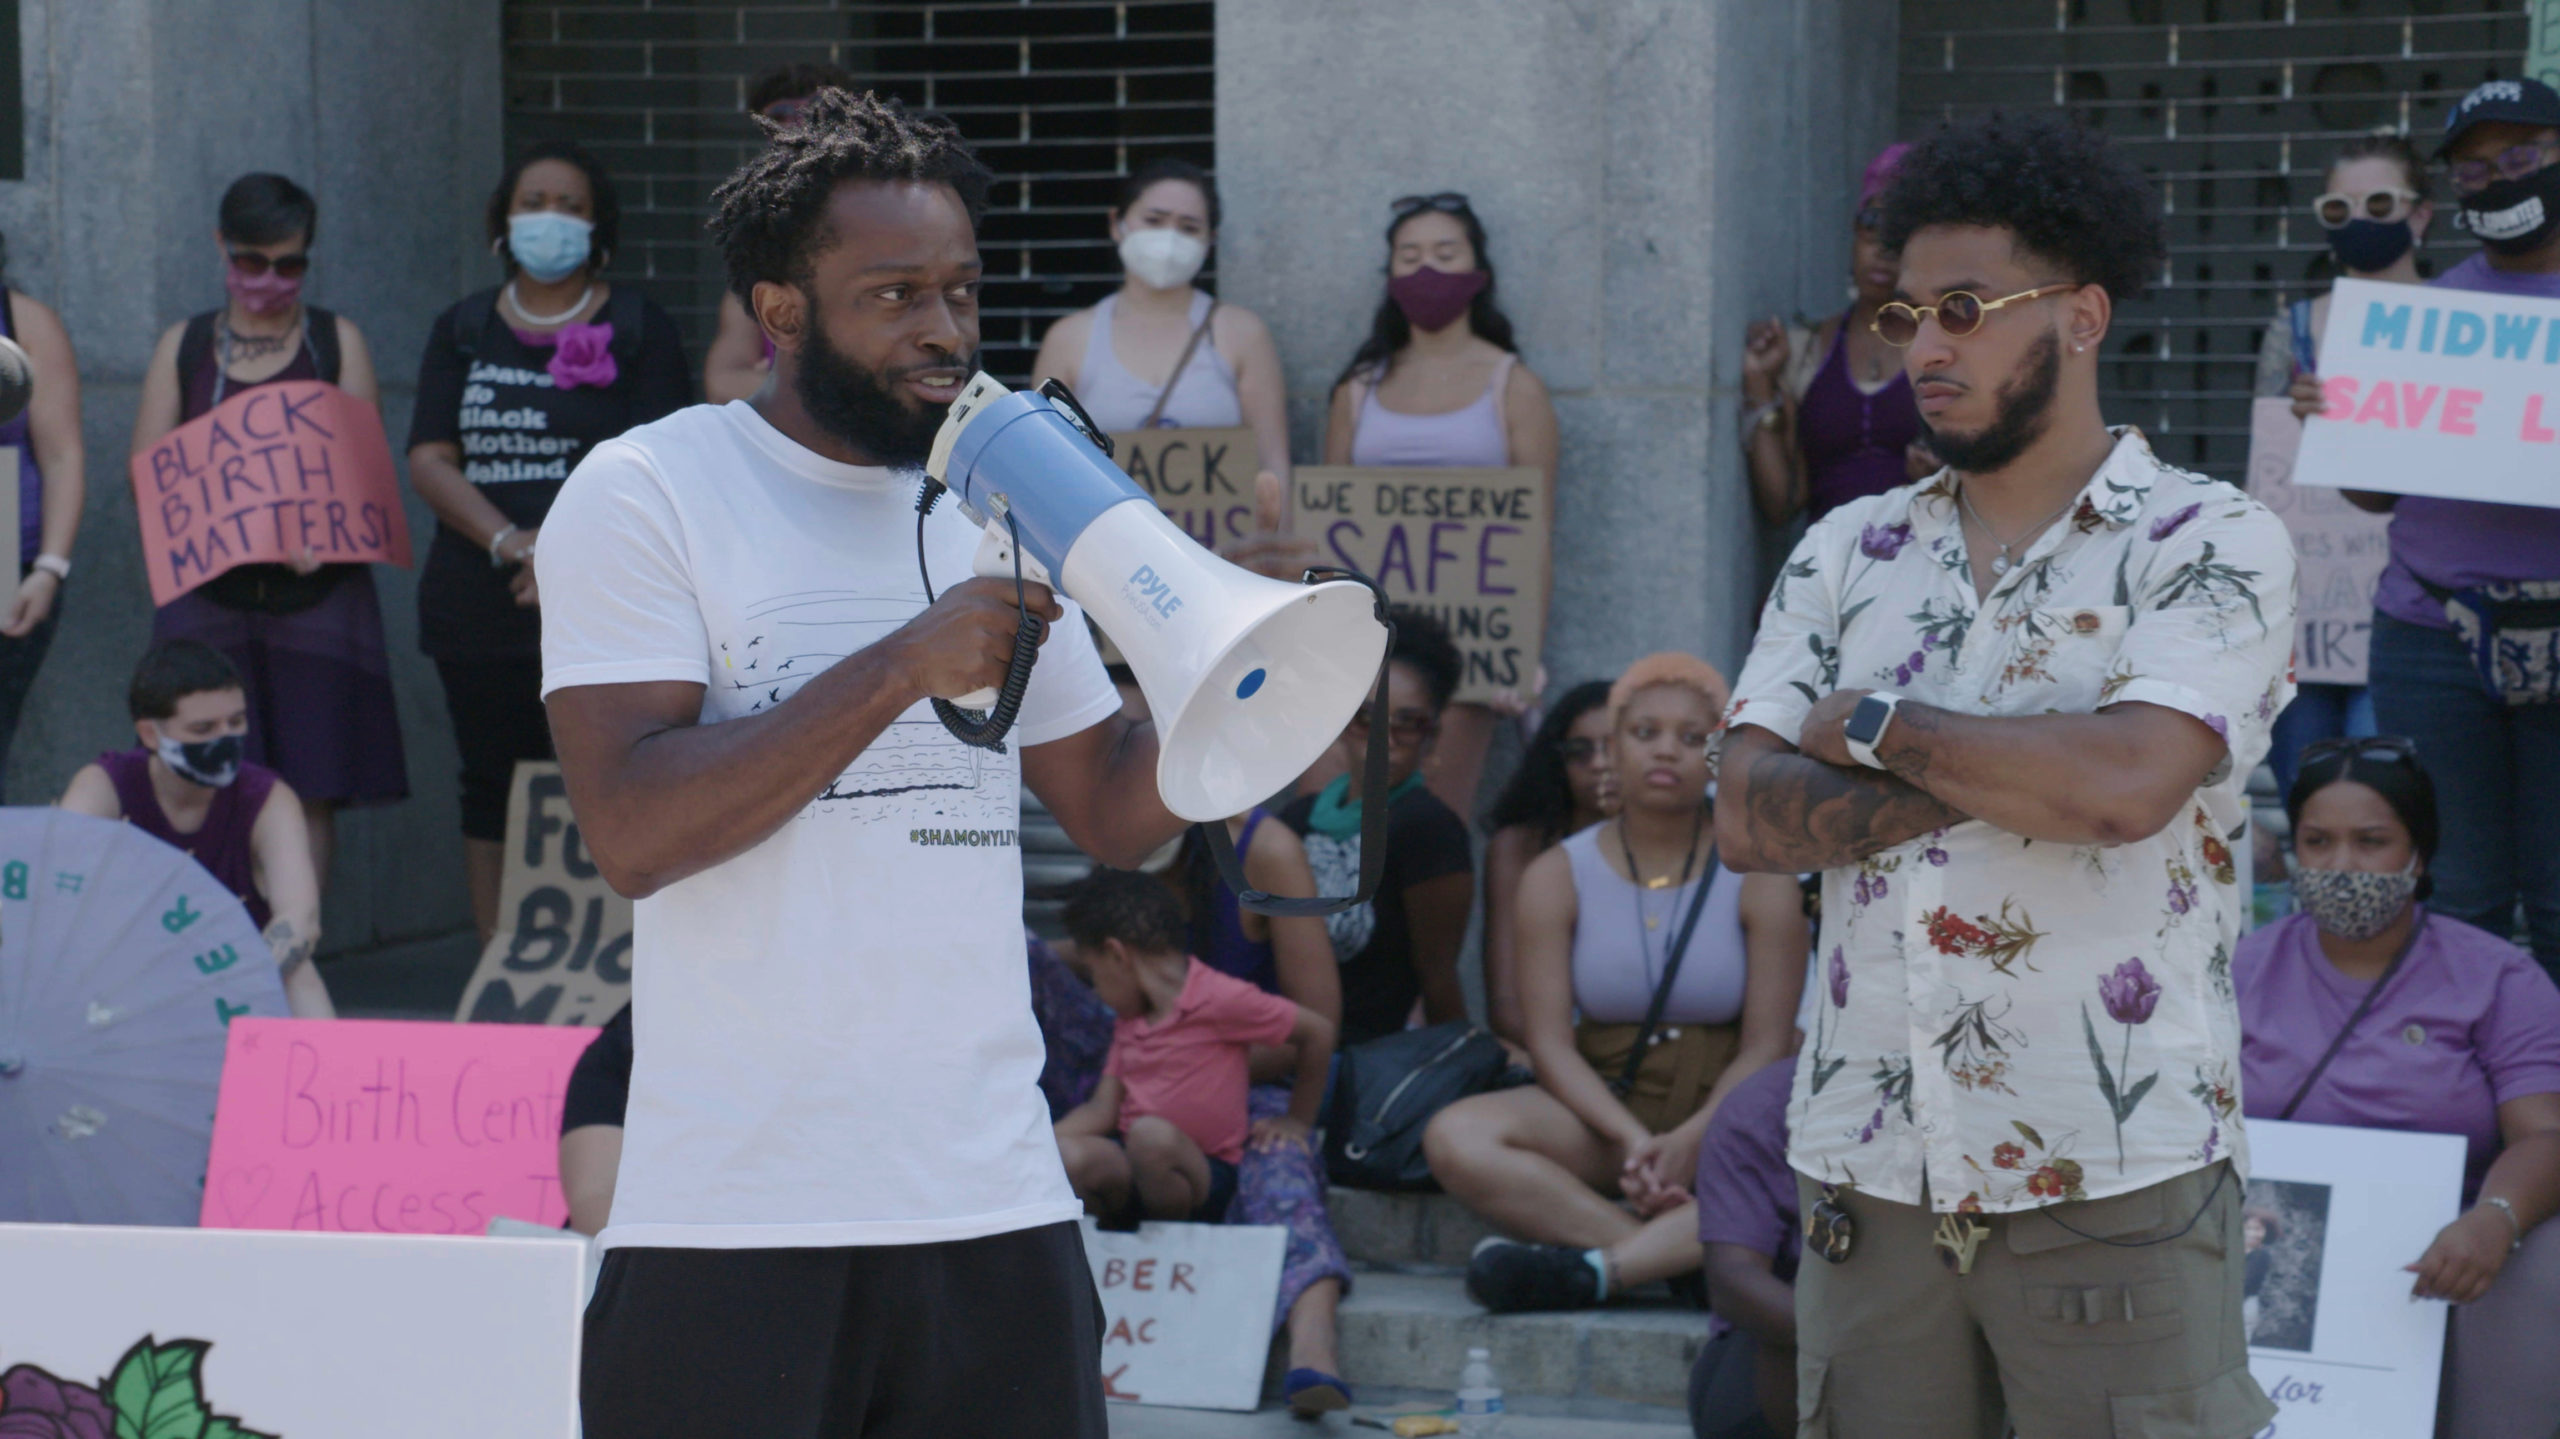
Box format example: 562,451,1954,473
1456,1346,1505,1435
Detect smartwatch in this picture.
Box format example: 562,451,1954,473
1842,692,1902,770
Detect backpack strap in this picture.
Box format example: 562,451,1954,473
303,304,342,384
2288,298,2318,377
603,285,647,371
177,311,218,397
450,288,501,363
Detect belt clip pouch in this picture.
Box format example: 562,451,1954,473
2436,579,2560,705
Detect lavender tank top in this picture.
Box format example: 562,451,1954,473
0,294,40,566
1349,353,1513,468
1562,824,1747,1026
1074,290,1242,432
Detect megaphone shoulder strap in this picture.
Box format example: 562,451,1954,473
1202,597,1396,920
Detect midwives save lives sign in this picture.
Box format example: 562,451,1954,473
126,380,413,606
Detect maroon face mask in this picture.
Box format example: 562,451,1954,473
1388,265,1489,333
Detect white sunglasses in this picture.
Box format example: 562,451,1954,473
2312,188,2421,228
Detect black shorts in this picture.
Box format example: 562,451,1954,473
580,1220,1107,1438
431,654,553,841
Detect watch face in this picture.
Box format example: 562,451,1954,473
1846,695,1890,745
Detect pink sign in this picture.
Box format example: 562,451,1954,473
200,1017,597,1235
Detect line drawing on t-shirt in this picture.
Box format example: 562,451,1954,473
724,588,1012,827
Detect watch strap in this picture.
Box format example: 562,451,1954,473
30,553,68,582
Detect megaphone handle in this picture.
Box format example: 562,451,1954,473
1204,614,1398,920
923,506,1041,753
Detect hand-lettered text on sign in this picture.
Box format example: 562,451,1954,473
1080,1219,1286,1411
456,762,633,1026
1108,427,1262,551
1292,465,1548,705
2294,276,2560,509
127,381,412,605
200,1017,599,1235
2247,398,2391,686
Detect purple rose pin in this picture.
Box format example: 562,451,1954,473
2098,956,2161,1026
1859,521,1914,561
547,321,618,390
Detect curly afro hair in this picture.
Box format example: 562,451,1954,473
1387,604,1465,712
1879,111,2166,303
708,87,993,307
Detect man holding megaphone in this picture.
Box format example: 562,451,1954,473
537,92,1220,1437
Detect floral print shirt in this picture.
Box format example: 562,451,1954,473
1724,429,2296,1213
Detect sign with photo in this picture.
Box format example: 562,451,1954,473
200,1017,598,1234
2247,398,2392,686
1291,465,1548,705
0,1221,584,1438
1079,1217,1286,1412
1109,426,1263,551
456,761,632,1026
2243,1118,2466,1438
2294,276,2560,509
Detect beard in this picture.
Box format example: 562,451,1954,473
1923,329,2061,475
792,305,968,468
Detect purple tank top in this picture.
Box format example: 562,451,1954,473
182,323,321,421
1196,810,1278,993
1350,354,1513,468
0,294,40,566
1796,317,1921,521
99,747,278,931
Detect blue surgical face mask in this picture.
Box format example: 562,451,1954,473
507,211,594,283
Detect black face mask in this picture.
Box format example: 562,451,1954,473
1923,330,2061,475
790,294,968,469
154,731,243,788
2327,218,2416,274
2459,166,2560,255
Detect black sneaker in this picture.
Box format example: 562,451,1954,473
1466,1237,1602,1313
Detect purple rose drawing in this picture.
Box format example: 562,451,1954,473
546,321,619,390
2148,502,2201,541
0,1366,113,1439
2099,957,2161,1025
1859,521,1914,561
1828,947,1850,1008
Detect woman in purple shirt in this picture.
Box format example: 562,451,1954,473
2237,737,2560,1439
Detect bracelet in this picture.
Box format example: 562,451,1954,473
30,553,68,582
2481,1196,2525,1252
488,524,520,567
1740,399,1785,446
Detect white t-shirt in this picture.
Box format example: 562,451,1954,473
537,400,1121,1251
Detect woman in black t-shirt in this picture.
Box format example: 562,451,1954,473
133,174,409,886
1278,607,1475,1046
407,142,689,940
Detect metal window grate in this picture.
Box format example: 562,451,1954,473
502,0,1214,380
1898,0,2527,481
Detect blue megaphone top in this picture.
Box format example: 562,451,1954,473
936,388,1152,580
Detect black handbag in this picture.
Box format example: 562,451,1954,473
1323,1020,1521,1191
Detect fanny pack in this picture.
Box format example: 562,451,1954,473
2418,576,2560,705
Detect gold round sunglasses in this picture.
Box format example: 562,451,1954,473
1870,283,2077,348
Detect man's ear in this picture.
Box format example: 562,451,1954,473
2066,284,2113,355
135,718,159,751
750,280,805,348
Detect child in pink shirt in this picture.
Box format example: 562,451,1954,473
1054,870,1336,1223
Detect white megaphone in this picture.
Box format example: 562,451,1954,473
923,373,1390,826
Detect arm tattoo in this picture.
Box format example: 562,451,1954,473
1742,750,1967,872
264,919,316,976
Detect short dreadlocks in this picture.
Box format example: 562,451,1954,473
708,87,993,307
1879,111,2166,304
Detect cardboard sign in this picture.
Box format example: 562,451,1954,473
1292,465,1548,704
2294,276,2560,509
2243,1119,2466,1438
1109,426,1264,550
199,1017,598,1234
127,380,412,605
456,761,633,1026
0,1221,582,1437
2247,397,2392,685
1080,1218,1286,1411
2531,2,2560,91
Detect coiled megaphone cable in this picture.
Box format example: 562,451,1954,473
915,479,1042,753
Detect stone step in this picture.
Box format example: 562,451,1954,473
1328,1185,1501,1270
1110,1387,1689,1437
1332,1269,1709,1412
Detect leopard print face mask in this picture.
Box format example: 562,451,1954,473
2291,862,2419,941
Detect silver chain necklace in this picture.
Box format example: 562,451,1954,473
1956,481,2080,576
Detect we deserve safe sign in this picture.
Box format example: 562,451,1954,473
199,1018,596,1234
127,380,412,604
456,761,632,1026
2295,276,2560,508
1293,465,1548,704
1081,1218,1286,1411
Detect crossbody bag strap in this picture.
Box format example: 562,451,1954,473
1612,847,1719,1098
1138,301,1217,431
2278,913,2426,1121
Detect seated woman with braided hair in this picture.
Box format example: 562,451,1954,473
1425,654,1807,1313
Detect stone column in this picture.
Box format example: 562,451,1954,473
1,0,501,956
